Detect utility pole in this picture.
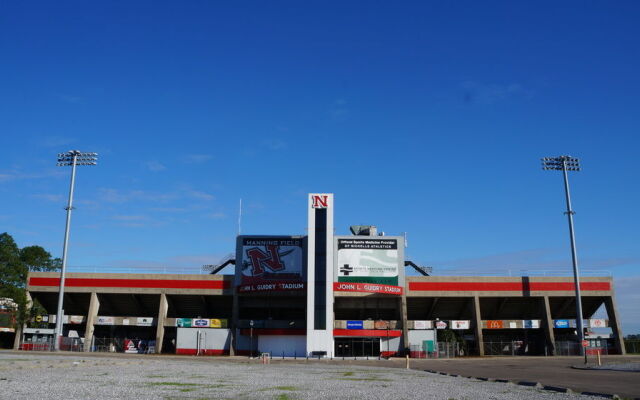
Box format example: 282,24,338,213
54,150,97,350
541,155,584,356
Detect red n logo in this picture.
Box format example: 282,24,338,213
311,195,328,208
246,245,285,276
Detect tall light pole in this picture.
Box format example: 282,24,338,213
541,155,585,356
54,150,97,350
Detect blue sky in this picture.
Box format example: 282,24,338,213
1,2,639,333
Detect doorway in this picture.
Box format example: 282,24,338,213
335,338,380,357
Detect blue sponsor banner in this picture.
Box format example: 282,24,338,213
346,320,364,330
554,319,570,328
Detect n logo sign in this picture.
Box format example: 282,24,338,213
311,194,329,208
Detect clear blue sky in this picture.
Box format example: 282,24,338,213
1,2,639,333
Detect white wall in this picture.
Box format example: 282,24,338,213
176,328,230,351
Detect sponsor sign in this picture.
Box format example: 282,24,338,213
435,321,448,329
237,282,305,293
414,320,432,330
523,320,540,329
346,320,364,330
42,315,48,322
136,317,153,326
374,321,391,330
337,238,399,286
95,316,115,325
193,319,209,327
333,282,403,295
237,236,304,287
210,319,227,328
176,318,192,328
554,319,570,328
486,320,503,329
69,315,84,324
508,321,517,329
35,315,42,322
589,319,606,328
123,319,130,325
582,340,589,348
451,320,470,330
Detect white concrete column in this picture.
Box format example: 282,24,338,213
472,296,484,356
83,292,100,352
155,292,168,354
542,296,556,355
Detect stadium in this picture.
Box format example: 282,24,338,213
15,194,625,358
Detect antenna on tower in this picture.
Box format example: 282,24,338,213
238,198,242,236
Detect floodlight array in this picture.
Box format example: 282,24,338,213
541,156,580,171
56,151,98,166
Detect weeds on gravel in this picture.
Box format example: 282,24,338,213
259,386,299,391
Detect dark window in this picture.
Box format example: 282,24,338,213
314,208,327,329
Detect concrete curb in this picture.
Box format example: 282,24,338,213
517,381,542,388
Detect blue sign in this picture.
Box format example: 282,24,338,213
554,319,570,328
346,320,364,330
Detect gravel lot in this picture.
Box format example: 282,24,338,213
0,352,608,400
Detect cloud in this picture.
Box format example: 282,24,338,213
205,212,226,219
36,136,76,148
187,190,215,201
57,94,83,104
98,188,177,204
0,168,66,183
460,81,532,105
330,98,349,120
184,154,213,164
430,248,639,275
145,161,167,172
31,193,64,202
111,215,147,221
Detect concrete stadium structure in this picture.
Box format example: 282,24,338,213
17,194,626,357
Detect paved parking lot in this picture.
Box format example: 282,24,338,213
0,351,621,399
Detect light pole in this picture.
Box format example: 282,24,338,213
541,155,585,356
249,319,254,358
54,150,97,350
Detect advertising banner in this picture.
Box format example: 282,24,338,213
192,319,209,327
136,317,153,326
336,238,399,286
210,319,228,328
346,320,364,330
237,236,304,290
450,320,470,330
523,320,540,329
486,320,503,329
95,316,115,325
69,315,84,324
589,319,607,328
435,321,448,329
414,320,433,329
554,319,570,328
176,318,192,328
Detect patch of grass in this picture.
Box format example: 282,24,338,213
342,372,354,376
274,395,294,400
148,382,201,387
179,388,196,392
339,377,393,382
260,386,299,392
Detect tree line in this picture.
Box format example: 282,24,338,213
0,232,61,327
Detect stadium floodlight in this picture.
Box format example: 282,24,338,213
54,150,98,351
541,155,585,356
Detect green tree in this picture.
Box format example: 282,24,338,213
0,232,60,327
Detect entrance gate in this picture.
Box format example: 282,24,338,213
335,338,380,357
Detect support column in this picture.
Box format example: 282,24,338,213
400,295,409,355
155,292,168,354
604,295,626,355
542,296,555,356
472,296,484,356
83,292,100,352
